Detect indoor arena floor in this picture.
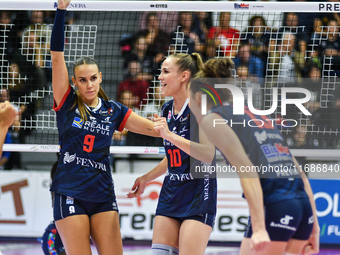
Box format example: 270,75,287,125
0,241,339,255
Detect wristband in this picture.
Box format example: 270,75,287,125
50,8,66,52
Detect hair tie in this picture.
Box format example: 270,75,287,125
190,53,198,62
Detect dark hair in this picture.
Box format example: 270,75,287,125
190,58,234,103
71,56,109,121
73,56,99,76
147,12,158,24
249,15,266,27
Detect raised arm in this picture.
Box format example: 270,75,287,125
200,113,270,252
51,0,71,106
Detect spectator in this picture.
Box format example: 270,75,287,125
193,11,212,37
202,39,218,61
269,32,303,84
236,65,263,110
241,15,271,66
310,18,324,42
206,12,240,58
318,19,340,74
169,12,205,54
140,85,167,120
21,10,51,83
21,29,47,69
1,11,46,91
6,62,39,137
137,12,170,57
330,86,340,133
319,9,340,28
306,65,322,93
118,60,151,109
123,35,160,79
233,43,265,85
139,11,179,34
124,85,164,147
268,13,307,80
303,67,323,129
278,12,309,53
112,90,139,147
5,11,30,58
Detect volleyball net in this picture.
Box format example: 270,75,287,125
1,1,340,159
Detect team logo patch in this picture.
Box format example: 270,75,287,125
167,110,171,123
66,196,74,205
72,117,83,128
63,152,76,164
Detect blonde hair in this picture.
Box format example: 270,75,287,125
168,52,204,79
191,57,234,103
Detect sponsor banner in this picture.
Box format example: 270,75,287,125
114,173,249,241
310,179,340,244
0,171,53,237
0,171,248,240
0,1,335,12
2,171,339,244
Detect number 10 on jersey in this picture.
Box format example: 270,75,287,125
168,149,182,167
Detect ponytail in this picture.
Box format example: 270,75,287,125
190,58,235,103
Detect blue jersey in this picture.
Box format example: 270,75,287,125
210,105,308,205
156,99,217,217
51,86,132,202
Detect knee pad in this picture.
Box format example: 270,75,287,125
152,243,179,255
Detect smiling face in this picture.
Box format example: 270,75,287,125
72,64,102,107
158,57,189,98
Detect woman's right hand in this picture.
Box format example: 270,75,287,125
0,101,17,129
127,176,148,198
57,0,71,10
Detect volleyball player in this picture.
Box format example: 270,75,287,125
51,1,160,254
188,57,320,255
0,101,16,255
41,160,66,255
128,53,217,255
0,101,16,157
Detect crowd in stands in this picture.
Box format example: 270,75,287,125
1,5,340,169
0,10,74,169
119,9,340,150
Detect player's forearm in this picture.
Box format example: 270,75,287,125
143,157,168,182
0,128,8,157
125,112,160,137
240,177,266,233
165,132,214,163
0,156,8,166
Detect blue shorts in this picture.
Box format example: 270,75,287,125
244,198,314,242
157,213,216,228
53,193,118,221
